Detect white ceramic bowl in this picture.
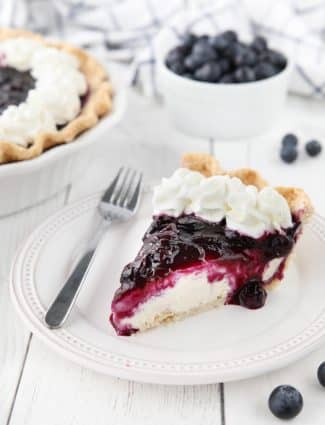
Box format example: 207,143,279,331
155,28,292,140
0,88,126,217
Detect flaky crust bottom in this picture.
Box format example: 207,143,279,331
0,28,113,164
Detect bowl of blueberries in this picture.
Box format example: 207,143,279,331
155,28,291,140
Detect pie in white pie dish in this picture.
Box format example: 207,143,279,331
0,28,113,164
0,29,125,216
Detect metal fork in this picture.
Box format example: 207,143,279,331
45,167,143,329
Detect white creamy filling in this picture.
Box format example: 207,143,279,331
121,273,230,331
0,38,87,146
153,168,293,238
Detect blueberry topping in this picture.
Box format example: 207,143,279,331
268,385,303,420
305,139,322,157
280,145,298,164
282,133,298,148
251,36,268,53
194,62,222,82
237,279,267,309
165,30,287,83
317,362,325,387
118,214,298,297
0,67,35,114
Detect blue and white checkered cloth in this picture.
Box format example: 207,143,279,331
3,0,325,97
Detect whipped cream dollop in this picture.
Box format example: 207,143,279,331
0,38,87,146
153,168,293,238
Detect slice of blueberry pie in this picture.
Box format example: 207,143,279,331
0,29,113,163
110,153,313,336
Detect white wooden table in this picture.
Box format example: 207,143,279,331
1,89,324,425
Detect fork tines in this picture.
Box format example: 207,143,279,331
101,167,143,210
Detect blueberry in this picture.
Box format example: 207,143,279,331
265,49,287,70
219,73,235,83
168,60,186,75
165,46,187,67
251,35,268,53
268,385,303,420
280,145,298,164
305,139,322,157
194,62,222,82
243,48,258,67
181,32,197,49
255,62,277,80
317,362,325,387
234,66,255,83
282,133,298,148
208,34,229,51
192,40,218,61
184,54,204,71
218,58,232,73
225,43,243,63
237,279,267,309
197,35,209,43
222,30,238,43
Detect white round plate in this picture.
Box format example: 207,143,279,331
10,193,325,385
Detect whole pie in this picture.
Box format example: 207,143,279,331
0,29,113,164
110,153,313,336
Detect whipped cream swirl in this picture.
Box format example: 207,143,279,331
0,38,87,146
153,168,293,238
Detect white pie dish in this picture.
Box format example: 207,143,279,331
0,85,126,217
154,22,292,140
10,191,325,385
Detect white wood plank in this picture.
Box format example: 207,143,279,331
224,95,325,424
9,339,222,425
0,190,68,425
9,92,224,425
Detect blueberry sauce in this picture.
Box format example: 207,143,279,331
111,214,300,335
0,66,35,114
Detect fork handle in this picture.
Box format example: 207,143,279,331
45,249,96,329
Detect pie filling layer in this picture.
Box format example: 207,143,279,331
110,214,300,336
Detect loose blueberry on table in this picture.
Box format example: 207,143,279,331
317,361,325,387
268,385,303,420
165,30,287,83
305,139,322,157
280,134,299,164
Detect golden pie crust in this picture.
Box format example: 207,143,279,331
0,28,113,164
